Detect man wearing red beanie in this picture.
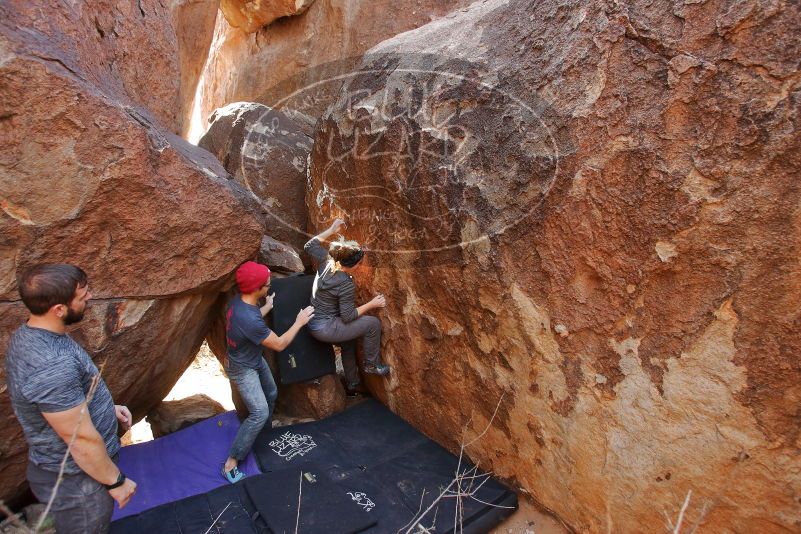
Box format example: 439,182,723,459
222,261,314,483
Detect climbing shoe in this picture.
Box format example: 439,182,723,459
221,465,246,484
363,363,391,376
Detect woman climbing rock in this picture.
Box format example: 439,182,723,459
304,218,390,396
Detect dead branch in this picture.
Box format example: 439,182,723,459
673,489,692,534
294,470,303,534
400,394,508,534
203,502,233,534
663,489,711,534
0,500,34,533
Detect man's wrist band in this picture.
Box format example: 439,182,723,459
104,471,126,490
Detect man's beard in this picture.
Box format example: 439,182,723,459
64,306,85,325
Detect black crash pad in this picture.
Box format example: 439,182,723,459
111,481,263,534
111,400,517,534
270,275,336,384
243,465,377,534
252,399,518,533
366,440,517,533
252,420,351,475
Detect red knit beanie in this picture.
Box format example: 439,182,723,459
236,261,271,293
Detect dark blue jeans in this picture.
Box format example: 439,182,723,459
27,459,115,534
226,358,278,461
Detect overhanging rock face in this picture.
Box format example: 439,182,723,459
219,0,316,34
199,102,313,254
307,0,801,531
0,0,262,504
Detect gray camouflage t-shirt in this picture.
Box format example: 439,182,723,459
4,324,119,474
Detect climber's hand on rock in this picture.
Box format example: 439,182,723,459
370,294,386,309
329,218,346,233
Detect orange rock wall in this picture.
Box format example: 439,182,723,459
219,0,315,34
307,0,801,531
198,0,475,127
0,0,261,504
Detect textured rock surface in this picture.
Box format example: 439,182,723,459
308,0,801,531
199,103,313,253
0,0,215,136
0,0,262,504
205,292,236,366
220,0,316,33
277,374,345,420
198,0,475,127
259,236,304,273
147,393,226,438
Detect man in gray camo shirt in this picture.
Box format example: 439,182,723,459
5,264,137,534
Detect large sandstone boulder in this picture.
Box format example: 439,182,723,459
197,0,475,126
0,0,216,137
277,374,345,420
199,103,313,253
258,236,304,274
307,0,801,532
0,0,262,505
220,0,316,33
147,394,226,438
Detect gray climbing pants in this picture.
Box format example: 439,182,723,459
310,315,382,386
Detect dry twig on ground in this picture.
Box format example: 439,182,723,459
203,501,233,534
663,489,711,534
294,470,303,534
0,500,34,533
399,394,513,534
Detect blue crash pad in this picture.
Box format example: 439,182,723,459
111,411,260,521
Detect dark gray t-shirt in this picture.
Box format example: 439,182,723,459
225,296,272,369
304,238,358,330
5,324,119,474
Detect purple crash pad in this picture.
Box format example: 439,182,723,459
111,411,260,521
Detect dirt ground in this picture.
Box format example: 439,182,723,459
127,343,234,443
490,498,569,534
